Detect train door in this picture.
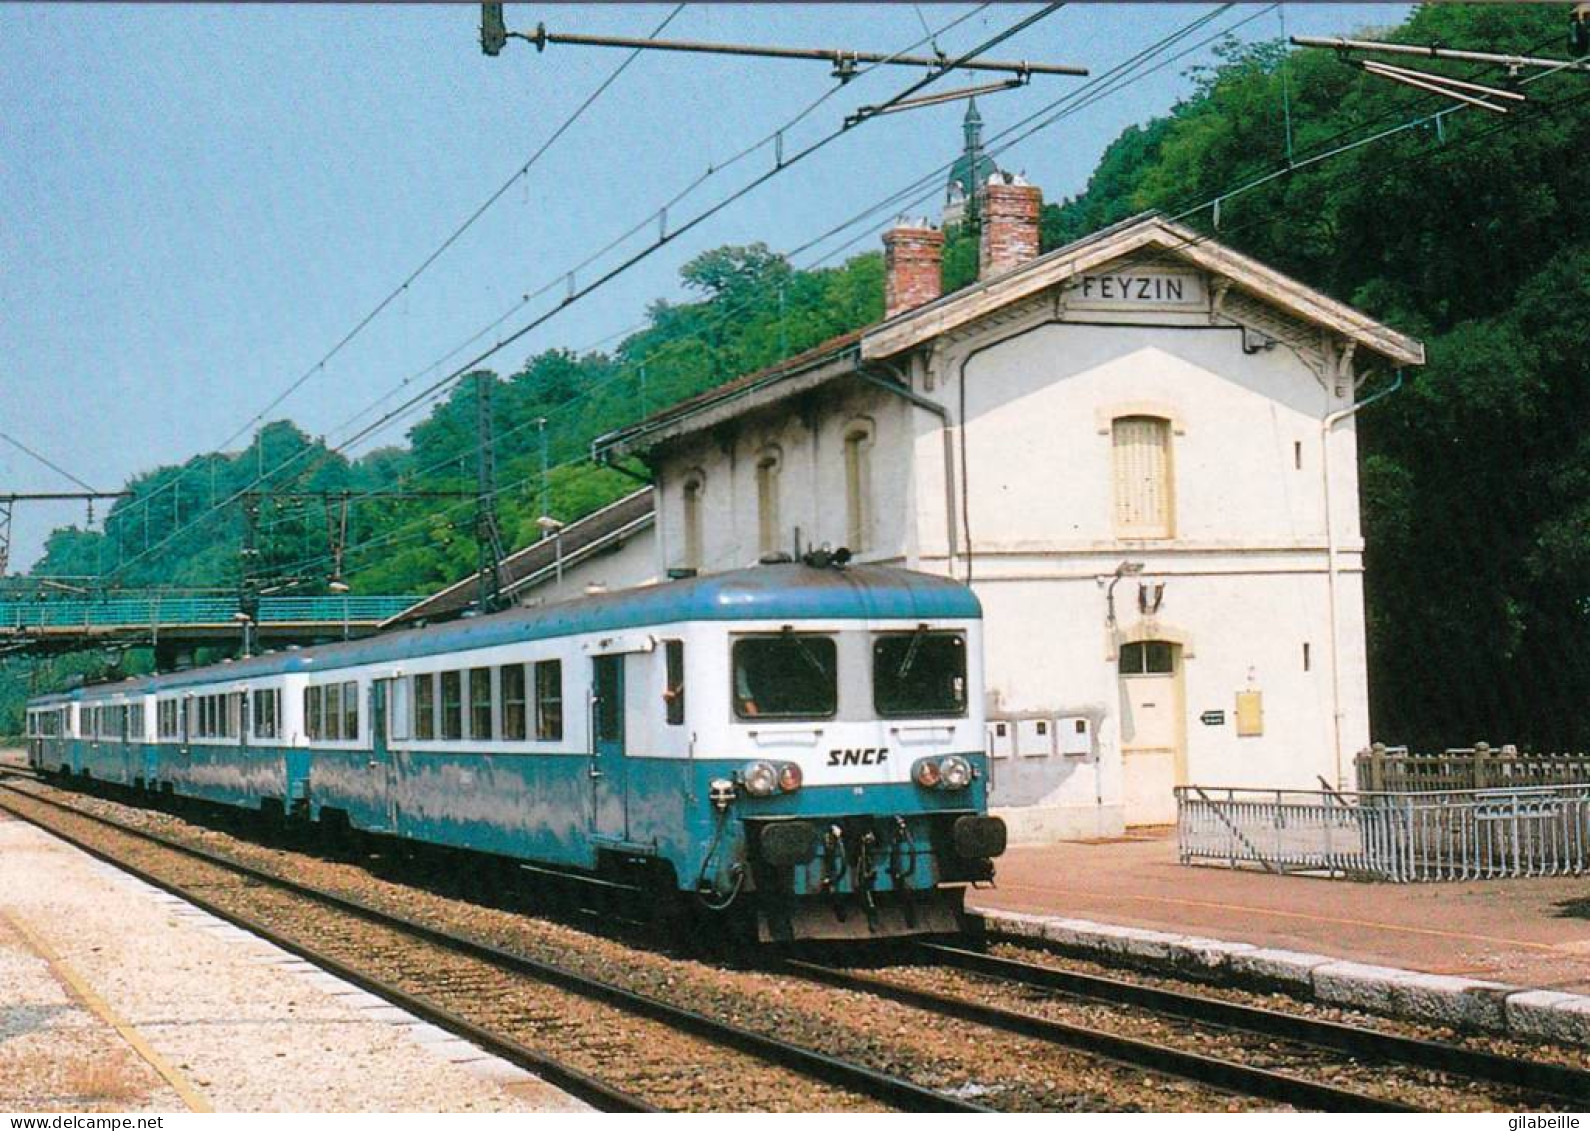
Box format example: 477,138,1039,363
362,680,396,833
590,655,627,840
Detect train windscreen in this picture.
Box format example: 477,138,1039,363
873,630,967,718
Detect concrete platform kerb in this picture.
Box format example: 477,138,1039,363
975,909,1590,1046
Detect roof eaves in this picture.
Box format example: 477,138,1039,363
593,333,863,459
861,213,1424,368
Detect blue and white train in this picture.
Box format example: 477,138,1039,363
25,560,1006,941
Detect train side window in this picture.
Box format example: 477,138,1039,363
388,679,410,742
501,664,527,741
663,640,685,726
413,674,436,740
342,681,358,741
253,689,278,740
534,660,562,741
325,684,343,741
468,667,493,741
305,686,321,740
440,671,463,740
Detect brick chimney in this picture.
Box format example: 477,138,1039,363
979,172,1042,279
882,219,944,319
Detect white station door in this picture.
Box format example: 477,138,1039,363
1119,641,1183,826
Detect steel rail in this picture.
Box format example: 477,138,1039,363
783,958,1416,1113
0,781,650,1114
0,779,987,1114
924,940,1590,1105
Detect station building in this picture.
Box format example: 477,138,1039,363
394,114,1424,840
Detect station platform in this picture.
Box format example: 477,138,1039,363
971,828,1590,995
0,801,586,1113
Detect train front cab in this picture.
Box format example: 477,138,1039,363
675,615,1005,942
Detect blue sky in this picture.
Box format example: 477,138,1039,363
0,2,1408,572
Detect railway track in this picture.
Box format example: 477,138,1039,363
8,770,1577,1112
0,777,978,1113
922,940,1590,1106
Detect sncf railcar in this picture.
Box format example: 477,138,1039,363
25,561,1006,941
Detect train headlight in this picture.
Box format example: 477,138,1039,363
741,761,780,797
777,762,803,793
939,755,973,791
913,755,973,791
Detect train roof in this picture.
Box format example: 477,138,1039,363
48,563,979,702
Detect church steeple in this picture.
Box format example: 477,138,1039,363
945,97,999,226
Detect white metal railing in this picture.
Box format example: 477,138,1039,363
1176,784,1590,881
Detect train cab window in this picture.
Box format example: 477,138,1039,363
468,668,493,741
413,674,436,740
663,640,685,726
534,660,562,741
440,671,463,740
342,681,358,741
732,634,837,720
501,664,527,741
873,630,968,718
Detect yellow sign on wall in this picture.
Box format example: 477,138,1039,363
1235,689,1264,737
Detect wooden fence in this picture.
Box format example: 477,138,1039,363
1355,742,1590,793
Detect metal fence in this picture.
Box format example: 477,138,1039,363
1356,742,1590,792
1176,783,1590,881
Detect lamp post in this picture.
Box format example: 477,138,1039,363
536,515,566,594
1104,560,1145,629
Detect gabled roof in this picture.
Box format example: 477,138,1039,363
862,213,1425,365
593,213,1424,459
382,486,656,627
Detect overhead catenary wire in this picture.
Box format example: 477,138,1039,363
100,4,1000,570
90,5,689,558
256,4,1256,547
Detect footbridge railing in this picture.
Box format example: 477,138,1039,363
0,594,420,630
1176,784,1590,881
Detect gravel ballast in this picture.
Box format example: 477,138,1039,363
0,815,586,1113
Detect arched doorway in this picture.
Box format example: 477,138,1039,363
1119,640,1185,826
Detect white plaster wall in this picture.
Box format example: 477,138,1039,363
956,323,1339,549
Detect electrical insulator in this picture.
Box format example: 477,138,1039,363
481,3,507,57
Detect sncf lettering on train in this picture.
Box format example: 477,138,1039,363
827,747,889,766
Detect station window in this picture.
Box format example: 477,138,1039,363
1119,641,1175,675
468,668,493,741
440,671,463,740
342,681,358,741
663,640,685,726
413,674,436,740
873,631,967,718
756,448,782,557
732,634,837,720
501,664,527,741
534,660,562,741
1112,415,1174,538
843,421,874,552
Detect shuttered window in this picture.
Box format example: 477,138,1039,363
756,450,781,557
1112,416,1173,538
